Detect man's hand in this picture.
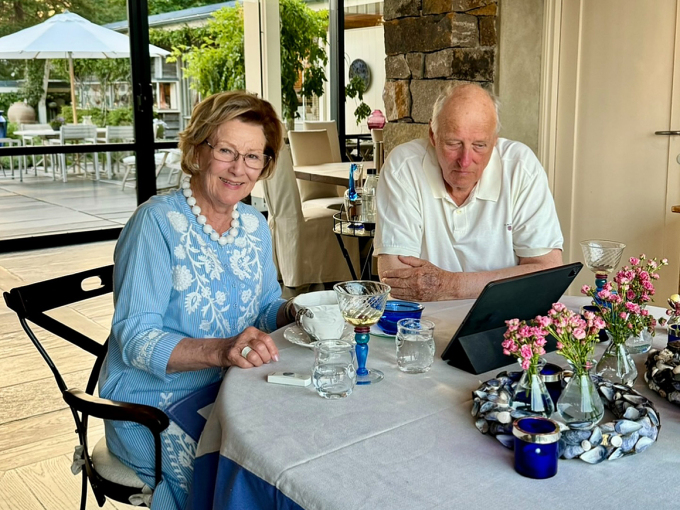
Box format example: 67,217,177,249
380,255,458,301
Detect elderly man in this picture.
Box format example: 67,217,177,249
374,84,563,301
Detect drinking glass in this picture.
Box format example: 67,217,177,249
312,340,357,399
396,318,435,373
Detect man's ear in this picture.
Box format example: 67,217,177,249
428,122,436,147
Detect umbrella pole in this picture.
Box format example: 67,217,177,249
68,53,78,124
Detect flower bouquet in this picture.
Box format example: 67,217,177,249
502,319,554,416
536,303,606,428
582,254,668,385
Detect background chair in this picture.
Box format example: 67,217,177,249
49,125,100,182
302,120,343,163
19,123,53,175
0,137,24,181
288,129,345,209
3,266,169,509
100,125,135,179
121,148,182,191
262,144,359,288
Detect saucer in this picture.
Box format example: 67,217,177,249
283,323,355,349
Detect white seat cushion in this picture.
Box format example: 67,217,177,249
301,196,344,211
122,153,168,166
91,437,146,489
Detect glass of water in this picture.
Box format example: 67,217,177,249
312,340,357,399
396,318,435,373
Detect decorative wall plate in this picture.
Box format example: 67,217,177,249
349,58,371,91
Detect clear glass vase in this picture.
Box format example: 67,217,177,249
596,340,638,386
625,328,653,354
556,361,604,429
512,358,555,417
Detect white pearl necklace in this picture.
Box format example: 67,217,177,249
181,176,240,246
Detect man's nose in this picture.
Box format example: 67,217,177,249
458,147,472,168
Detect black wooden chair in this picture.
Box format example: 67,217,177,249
3,265,169,509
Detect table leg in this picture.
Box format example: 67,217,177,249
360,240,375,281
335,233,358,280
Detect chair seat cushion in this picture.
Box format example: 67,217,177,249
92,437,146,489
122,153,168,166
301,196,344,211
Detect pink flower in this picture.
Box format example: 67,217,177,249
573,328,586,340
619,312,627,319
581,285,591,294
556,342,563,350
521,359,531,370
630,257,640,266
536,315,552,327
520,344,533,360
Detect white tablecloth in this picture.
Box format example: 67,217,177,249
195,296,679,509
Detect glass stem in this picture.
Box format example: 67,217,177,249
354,329,369,376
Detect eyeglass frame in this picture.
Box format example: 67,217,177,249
204,140,272,170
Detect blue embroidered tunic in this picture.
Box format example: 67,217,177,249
99,189,284,509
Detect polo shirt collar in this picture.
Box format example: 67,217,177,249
423,142,502,203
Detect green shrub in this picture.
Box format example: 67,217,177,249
106,107,133,126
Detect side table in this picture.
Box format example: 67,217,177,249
333,212,376,280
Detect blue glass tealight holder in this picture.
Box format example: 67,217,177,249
540,362,564,404
512,417,561,480
377,300,424,335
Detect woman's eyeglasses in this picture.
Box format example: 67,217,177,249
204,140,271,170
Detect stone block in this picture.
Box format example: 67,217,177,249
384,122,430,155
410,79,461,123
424,49,456,78
383,80,412,121
407,53,425,79
384,13,478,55
468,4,497,15
425,48,495,81
385,55,411,79
479,16,497,46
384,0,422,21
423,0,495,15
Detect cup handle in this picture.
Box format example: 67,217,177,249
295,307,319,343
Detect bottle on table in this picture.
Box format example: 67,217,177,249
361,167,378,226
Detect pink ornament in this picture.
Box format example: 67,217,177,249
367,109,385,130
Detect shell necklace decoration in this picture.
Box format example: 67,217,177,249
181,175,240,246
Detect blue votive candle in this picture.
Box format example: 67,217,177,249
512,417,561,479
540,363,564,404
668,324,680,346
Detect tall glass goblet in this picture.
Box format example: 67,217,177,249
334,280,391,385
580,240,626,303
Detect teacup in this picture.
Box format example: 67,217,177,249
293,291,346,341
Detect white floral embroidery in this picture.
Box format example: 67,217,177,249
168,211,188,233
161,419,196,493
201,287,211,299
235,237,246,248
172,265,193,291
131,329,168,371
215,291,226,305
174,245,186,260
241,213,259,233
241,289,252,303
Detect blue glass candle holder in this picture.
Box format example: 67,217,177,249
512,417,561,479
540,362,564,404
668,324,680,347
377,300,424,335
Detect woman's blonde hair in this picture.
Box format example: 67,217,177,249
179,91,283,179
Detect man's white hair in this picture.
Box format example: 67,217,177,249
430,84,502,137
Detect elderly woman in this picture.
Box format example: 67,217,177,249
99,91,292,509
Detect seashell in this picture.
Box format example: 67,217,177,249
568,421,594,430
637,417,654,438
622,394,647,405
486,393,498,402
613,383,629,391
656,361,673,371
563,429,591,445
659,389,667,398
599,386,615,402
600,422,616,433
510,408,532,419
580,445,607,464
557,422,570,432
615,420,643,435
489,422,511,435
603,434,623,448
475,419,489,434
496,434,514,449
623,407,640,420
635,436,655,453
581,440,592,452
496,411,512,424
471,400,480,416
563,444,585,459
621,431,640,453
557,439,566,458
496,390,512,405
669,391,680,404
474,390,488,399
487,379,501,389
485,412,500,422
608,447,625,461
589,427,603,447
480,401,496,414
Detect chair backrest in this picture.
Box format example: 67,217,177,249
288,129,334,166
261,144,303,222
61,124,98,142
20,123,52,131
105,125,135,142
303,120,342,162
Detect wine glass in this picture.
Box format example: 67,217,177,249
580,239,626,302
333,280,391,385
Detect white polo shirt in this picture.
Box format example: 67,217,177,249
373,138,563,272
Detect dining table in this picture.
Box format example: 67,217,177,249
294,161,375,187
188,295,679,510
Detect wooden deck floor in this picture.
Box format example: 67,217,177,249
0,241,134,509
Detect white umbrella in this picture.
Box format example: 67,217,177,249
0,11,170,123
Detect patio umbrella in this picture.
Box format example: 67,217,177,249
0,11,170,123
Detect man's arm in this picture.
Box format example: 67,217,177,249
378,249,563,301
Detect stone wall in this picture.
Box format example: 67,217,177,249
382,0,497,154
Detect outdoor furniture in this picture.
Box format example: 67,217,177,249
18,123,54,174
49,125,100,182
100,125,135,179
3,266,168,509
289,129,345,209
0,138,25,181
121,149,182,190
261,144,358,288
190,296,676,509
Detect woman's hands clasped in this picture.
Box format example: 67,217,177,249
223,326,279,368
